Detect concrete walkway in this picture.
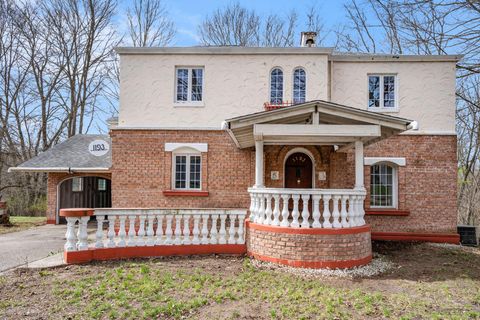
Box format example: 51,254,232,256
0,224,65,272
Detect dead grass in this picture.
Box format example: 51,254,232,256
1,242,480,319
0,216,46,235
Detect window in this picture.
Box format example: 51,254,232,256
368,75,396,109
72,178,83,192
293,68,306,104
174,154,201,190
370,164,396,208
98,179,107,191
175,67,204,104
270,68,283,104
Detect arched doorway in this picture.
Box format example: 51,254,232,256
284,152,313,188
57,176,112,223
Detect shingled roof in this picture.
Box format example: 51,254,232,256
8,134,111,173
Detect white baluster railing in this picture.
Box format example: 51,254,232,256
63,208,247,252
248,187,366,229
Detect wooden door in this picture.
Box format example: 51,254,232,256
285,152,313,188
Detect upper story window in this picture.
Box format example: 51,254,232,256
368,75,396,110
293,68,306,104
370,163,397,208
174,154,201,190
175,67,204,104
270,68,283,104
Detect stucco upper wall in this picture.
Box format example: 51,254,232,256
118,54,329,129
331,61,457,133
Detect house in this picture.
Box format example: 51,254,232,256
9,33,461,268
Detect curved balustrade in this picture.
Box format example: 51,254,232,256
63,208,246,252
248,188,366,229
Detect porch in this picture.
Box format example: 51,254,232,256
225,100,413,268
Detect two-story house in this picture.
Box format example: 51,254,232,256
10,33,461,268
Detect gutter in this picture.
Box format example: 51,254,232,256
8,167,111,173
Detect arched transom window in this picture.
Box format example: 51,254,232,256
370,163,396,208
293,68,306,104
270,68,283,104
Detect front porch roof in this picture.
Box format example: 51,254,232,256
224,100,413,149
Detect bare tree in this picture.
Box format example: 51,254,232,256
198,3,260,46
337,0,480,225
262,11,297,47
198,2,326,47
45,0,119,137
126,0,175,47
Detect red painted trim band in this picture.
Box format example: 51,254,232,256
248,251,372,269
371,231,460,244
60,208,94,217
246,220,371,235
64,244,246,264
162,190,209,197
365,209,410,216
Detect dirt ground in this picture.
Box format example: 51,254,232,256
1,242,479,319
0,216,46,235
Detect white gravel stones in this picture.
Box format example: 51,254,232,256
250,253,394,278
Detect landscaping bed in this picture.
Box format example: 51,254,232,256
0,242,479,319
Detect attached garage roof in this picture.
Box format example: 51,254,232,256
8,134,111,173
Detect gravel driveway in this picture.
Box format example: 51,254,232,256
0,224,65,272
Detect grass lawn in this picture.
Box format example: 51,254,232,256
1,242,479,319
0,216,46,235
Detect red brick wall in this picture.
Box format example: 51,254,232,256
246,222,372,268
363,135,458,233
109,130,457,234
110,129,254,209
47,172,111,224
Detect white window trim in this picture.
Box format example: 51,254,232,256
174,67,205,107
369,163,398,209
172,153,202,191
365,157,405,166
367,74,399,112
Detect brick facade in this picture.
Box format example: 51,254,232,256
47,130,457,237
246,222,372,268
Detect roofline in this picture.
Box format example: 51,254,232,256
8,167,110,173
225,100,412,125
115,46,334,55
331,54,463,62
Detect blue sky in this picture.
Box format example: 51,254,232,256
125,0,348,47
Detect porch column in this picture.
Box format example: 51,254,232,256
354,140,365,190
254,140,264,188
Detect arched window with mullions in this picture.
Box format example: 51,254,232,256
270,68,283,104
293,68,306,104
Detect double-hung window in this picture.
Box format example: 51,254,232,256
174,154,201,190
175,67,204,104
370,164,397,208
368,75,397,110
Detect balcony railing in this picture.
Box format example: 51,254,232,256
248,188,366,228
63,208,247,252
263,101,294,111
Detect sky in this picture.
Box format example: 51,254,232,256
119,0,347,47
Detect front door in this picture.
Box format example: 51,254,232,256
285,152,313,188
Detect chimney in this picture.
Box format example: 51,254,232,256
300,31,317,47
